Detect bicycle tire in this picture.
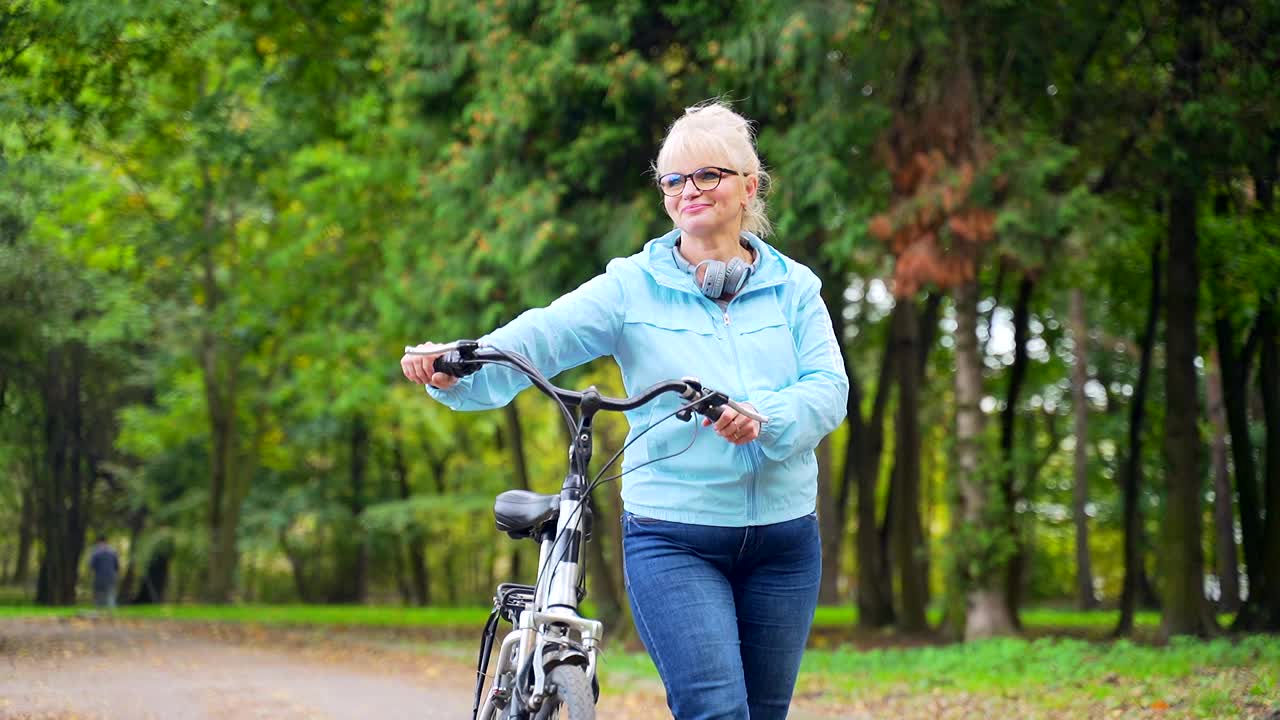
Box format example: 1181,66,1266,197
542,665,595,720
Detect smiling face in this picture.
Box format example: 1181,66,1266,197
655,103,771,239
660,160,758,238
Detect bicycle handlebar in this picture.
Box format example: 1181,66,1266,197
404,340,769,424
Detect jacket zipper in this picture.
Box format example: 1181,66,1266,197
665,274,786,524
720,293,758,522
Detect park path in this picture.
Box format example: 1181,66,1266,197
0,616,673,720
0,617,477,719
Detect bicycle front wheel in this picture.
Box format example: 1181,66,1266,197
541,665,595,720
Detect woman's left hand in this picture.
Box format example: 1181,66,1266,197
705,403,761,445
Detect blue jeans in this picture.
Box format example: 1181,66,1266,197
622,511,821,720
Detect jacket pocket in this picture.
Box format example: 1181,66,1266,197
733,300,798,389
624,303,717,336
620,302,727,388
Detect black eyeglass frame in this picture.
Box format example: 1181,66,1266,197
656,166,744,196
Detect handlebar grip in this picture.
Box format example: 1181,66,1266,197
434,350,479,378
702,404,724,422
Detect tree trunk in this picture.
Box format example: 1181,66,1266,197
1206,350,1240,612
1000,276,1033,628
816,435,840,604
1114,81,1168,645
391,541,412,605
1231,141,1280,630
915,294,941,610
327,415,370,603
12,477,34,584
851,303,897,628
281,529,312,602
892,298,928,632
1158,0,1213,640
799,231,849,607
197,163,249,604
586,493,628,641
204,409,241,603
131,541,173,604
1258,301,1280,629
443,549,459,605
879,475,895,604
393,435,429,605
1160,190,1212,638
954,278,1017,639
118,509,147,604
584,412,629,643
1216,308,1264,625
605,456,631,641
504,403,535,582
35,346,90,606
1069,288,1098,610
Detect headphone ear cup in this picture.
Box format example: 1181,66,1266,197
700,260,726,299
723,257,751,296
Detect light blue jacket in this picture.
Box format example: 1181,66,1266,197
427,228,849,527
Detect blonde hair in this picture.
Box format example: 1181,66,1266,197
654,101,772,238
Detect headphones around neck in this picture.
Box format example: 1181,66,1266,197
695,256,752,299
674,239,755,299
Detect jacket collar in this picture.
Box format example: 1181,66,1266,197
640,228,791,296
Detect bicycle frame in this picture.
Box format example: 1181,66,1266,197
408,342,768,719
474,396,605,719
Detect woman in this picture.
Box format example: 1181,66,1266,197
401,102,847,719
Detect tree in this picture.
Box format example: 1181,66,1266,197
1068,288,1097,609
1155,0,1213,639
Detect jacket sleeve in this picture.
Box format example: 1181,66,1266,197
747,270,849,461
425,264,626,411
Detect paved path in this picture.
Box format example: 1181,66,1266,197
0,618,478,720
0,617,843,720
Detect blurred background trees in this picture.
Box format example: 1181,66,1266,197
1,0,1277,642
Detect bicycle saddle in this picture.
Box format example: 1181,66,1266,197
494,489,560,538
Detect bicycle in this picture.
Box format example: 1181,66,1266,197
406,340,768,720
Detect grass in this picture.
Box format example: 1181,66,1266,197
593,633,1280,717
558,633,1280,718
799,634,1278,690
809,605,1168,630
0,602,1222,633
797,634,1280,717
0,604,1151,629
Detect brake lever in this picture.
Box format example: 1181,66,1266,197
403,339,482,355
677,378,770,425
725,399,770,425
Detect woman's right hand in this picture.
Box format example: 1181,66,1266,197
401,341,460,390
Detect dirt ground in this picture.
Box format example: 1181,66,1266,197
6,617,1275,720
0,616,690,719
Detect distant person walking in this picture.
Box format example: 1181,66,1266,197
88,536,120,609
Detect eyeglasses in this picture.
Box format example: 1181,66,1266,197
657,166,743,196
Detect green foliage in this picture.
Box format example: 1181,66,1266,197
1,0,1276,634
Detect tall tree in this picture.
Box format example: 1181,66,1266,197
849,311,897,629
1000,274,1033,626
1206,350,1239,612
1259,300,1280,628
1115,235,1163,638
890,298,928,632
1068,288,1097,609
1158,0,1214,639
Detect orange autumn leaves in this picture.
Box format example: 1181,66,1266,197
869,107,999,296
